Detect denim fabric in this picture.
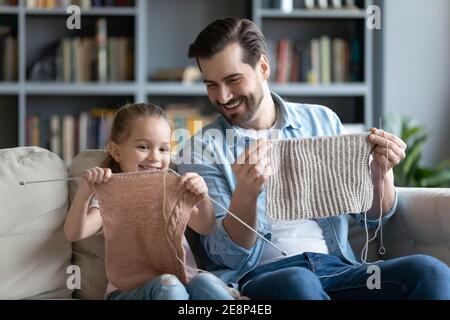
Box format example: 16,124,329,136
177,92,398,285
238,253,450,300
107,273,235,300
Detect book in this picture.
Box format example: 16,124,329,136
320,36,331,84
49,115,61,156
280,0,293,13
305,0,315,9
96,18,108,82
152,66,201,84
332,0,342,9
318,0,328,9
62,115,75,165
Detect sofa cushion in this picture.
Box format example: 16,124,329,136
0,147,72,299
68,150,108,300
383,187,450,265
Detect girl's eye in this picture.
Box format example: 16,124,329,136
137,145,148,150
160,147,169,152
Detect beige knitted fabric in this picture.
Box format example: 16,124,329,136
94,171,202,292
267,133,374,220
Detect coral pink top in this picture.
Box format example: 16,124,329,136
93,171,202,292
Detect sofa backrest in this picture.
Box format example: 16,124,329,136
0,146,382,300
68,149,109,300
0,147,72,299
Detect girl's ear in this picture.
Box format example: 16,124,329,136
108,142,120,163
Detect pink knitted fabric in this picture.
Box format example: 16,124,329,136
94,171,202,292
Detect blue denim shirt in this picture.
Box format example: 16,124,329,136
177,92,397,285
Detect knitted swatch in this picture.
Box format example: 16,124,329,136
267,133,374,220
95,171,202,292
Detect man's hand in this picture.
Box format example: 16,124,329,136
232,139,272,196
368,128,407,184
222,139,272,248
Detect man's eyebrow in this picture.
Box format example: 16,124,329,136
203,73,242,84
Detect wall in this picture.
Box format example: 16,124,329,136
382,0,450,166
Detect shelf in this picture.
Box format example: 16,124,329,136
145,82,369,97
25,7,136,16
147,82,207,96
269,83,368,96
24,83,136,95
0,83,19,94
0,6,19,14
259,9,366,19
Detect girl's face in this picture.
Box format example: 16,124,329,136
110,116,171,173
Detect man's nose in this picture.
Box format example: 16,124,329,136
217,85,233,105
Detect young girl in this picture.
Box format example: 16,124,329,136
64,103,234,300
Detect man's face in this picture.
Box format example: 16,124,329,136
199,42,267,128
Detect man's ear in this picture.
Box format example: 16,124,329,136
107,142,120,163
259,54,270,81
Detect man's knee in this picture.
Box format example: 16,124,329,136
401,254,450,299
266,267,328,299
406,254,449,280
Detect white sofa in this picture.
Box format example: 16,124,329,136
1,147,449,300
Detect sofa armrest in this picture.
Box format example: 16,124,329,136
382,187,450,266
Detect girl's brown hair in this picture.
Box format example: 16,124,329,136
101,103,168,173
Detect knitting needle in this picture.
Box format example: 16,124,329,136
19,177,82,186
19,171,140,186
168,168,288,257
19,170,288,256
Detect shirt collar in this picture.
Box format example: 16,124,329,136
271,91,302,130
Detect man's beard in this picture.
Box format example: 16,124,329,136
217,90,264,127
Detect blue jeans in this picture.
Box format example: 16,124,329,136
108,273,235,300
239,253,450,300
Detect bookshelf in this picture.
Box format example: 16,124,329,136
0,0,379,162
253,0,374,130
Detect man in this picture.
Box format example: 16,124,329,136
177,17,450,299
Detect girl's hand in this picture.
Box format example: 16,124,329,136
79,167,112,196
179,172,208,200
181,172,215,235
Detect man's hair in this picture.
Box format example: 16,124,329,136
188,17,267,69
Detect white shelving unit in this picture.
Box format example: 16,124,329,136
0,0,378,149
0,0,248,148
253,0,374,129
